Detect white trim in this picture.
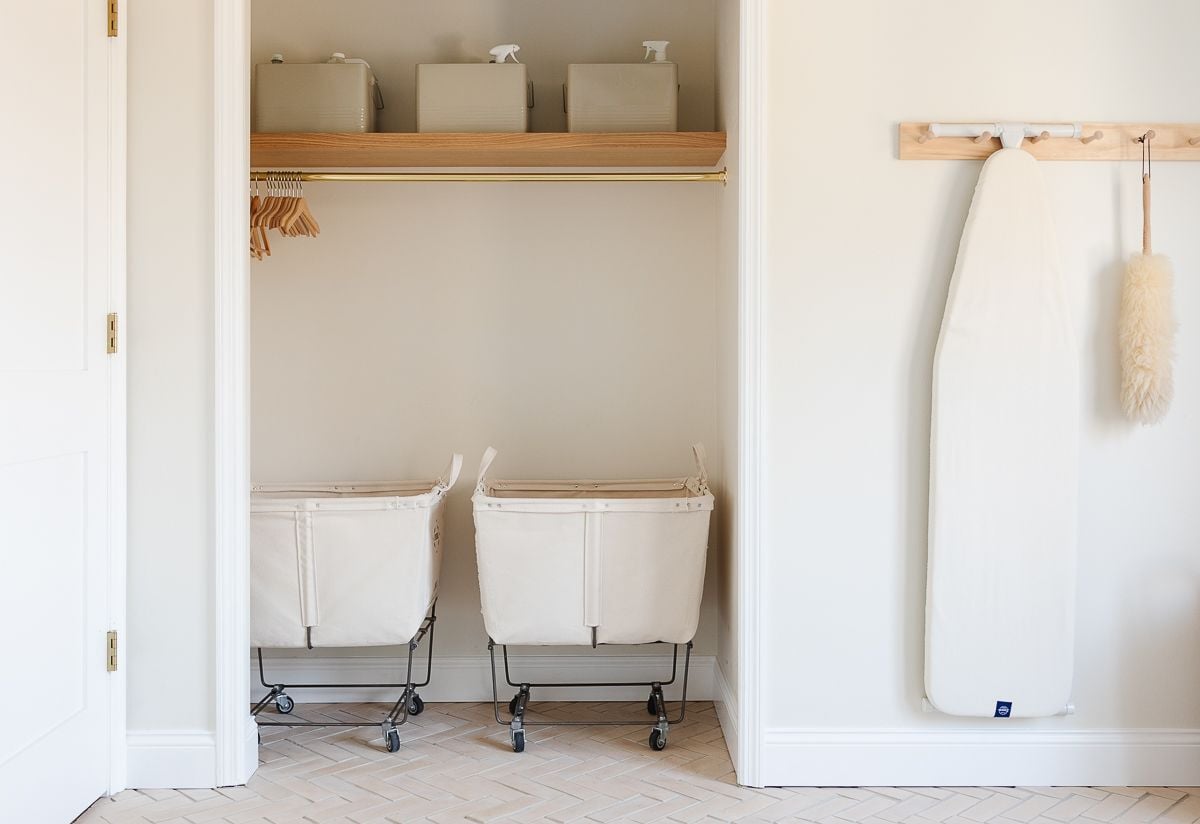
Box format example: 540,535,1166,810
713,663,739,773
126,731,216,790
213,0,254,789
105,3,129,796
736,0,767,790
248,654,716,703
760,727,1200,787
244,716,259,773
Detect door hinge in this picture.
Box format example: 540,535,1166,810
107,0,118,37
106,630,118,672
106,313,118,354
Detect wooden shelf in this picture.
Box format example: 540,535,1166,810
250,131,726,169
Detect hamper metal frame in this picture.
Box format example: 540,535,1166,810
488,637,693,753
252,602,437,753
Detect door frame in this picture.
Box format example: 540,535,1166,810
209,0,766,787
213,0,256,788
735,0,767,788
108,3,129,793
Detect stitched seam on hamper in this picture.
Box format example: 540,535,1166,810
584,512,603,630
296,508,319,632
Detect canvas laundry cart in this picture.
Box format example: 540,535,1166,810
473,445,713,752
250,454,461,753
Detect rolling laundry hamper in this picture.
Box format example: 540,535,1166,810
473,445,713,752
249,454,461,752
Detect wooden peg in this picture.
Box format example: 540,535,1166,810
1030,131,1051,144
1080,130,1103,144
973,131,993,144
916,128,935,144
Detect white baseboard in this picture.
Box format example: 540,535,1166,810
249,653,715,703
240,716,259,785
713,662,739,773
126,731,216,789
761,727,1200,787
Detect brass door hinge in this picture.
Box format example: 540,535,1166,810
106,313,118,354
107,0,118,37
106,630,118,672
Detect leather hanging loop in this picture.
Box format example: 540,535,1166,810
1139,132,1153,256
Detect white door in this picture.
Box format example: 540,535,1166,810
0,0,124,821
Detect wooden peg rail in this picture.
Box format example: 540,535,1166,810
899,122,1200,161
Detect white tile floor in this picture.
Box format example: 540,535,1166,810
78,701,1200,823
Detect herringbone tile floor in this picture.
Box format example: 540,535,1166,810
78,701,1200,824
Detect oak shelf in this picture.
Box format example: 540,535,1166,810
250,131,727,169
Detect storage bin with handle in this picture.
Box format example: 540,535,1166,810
250,453,461,649
566,40,678,133
473,445,712,646
416,44,532,133
253,52,384,133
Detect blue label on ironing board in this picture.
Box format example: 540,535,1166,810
994,701,1012,718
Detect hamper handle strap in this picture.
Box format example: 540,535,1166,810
476,447,499,493
691,443,709,491
438,453,463,492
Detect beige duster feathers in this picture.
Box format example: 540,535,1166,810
1119,133,1175,425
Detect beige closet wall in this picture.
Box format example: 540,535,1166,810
250,0,726,661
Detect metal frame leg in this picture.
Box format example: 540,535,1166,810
487,638,693,753
252,602,438,754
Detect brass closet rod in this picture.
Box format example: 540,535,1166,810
250,170,727,183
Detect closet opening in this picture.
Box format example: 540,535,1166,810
213,0,761,786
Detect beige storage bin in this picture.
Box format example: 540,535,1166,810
254,53,382,133
567,42,678,133
417,52,530,133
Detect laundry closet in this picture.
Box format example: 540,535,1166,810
247,0,741,744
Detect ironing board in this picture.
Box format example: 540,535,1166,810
925,148,1079,719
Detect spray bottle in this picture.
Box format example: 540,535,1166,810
489,44,521,64
642,41,670,62
326,53,383,110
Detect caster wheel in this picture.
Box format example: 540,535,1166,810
508,694,522,716
385,728,401,753
407,693,425,716
649,729,667,751
511,729,526,753
275,695,294,714
646,694,658,716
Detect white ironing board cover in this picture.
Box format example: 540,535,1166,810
473,445,713,646
926,149,1079,719
250,454,461,649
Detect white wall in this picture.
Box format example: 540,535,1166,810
127,0,214,734
758,0,1200,786
249,0,727,669
125,0,218,786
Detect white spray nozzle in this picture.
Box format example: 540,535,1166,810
489,44,521,64
643,40,670,62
